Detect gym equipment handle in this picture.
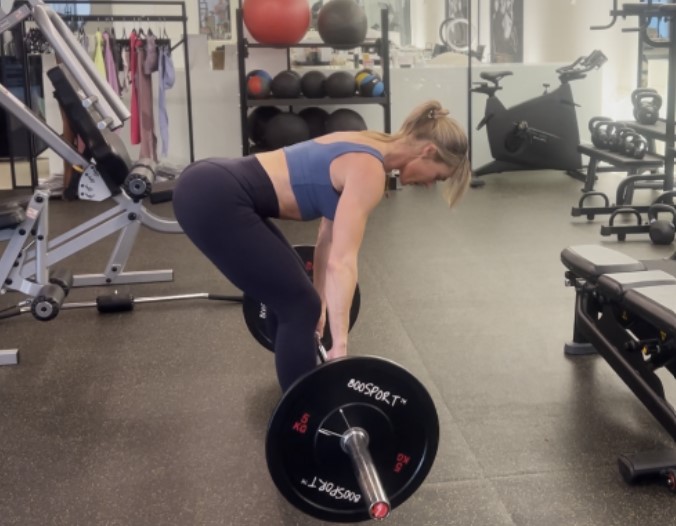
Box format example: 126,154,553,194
341,427,391,521
316,333,329,363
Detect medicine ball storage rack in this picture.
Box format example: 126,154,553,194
235,6,392,156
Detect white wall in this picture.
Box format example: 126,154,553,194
108,0,199,31
414,0,639,118
522,0,639,120
37,0,636,177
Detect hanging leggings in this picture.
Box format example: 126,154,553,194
172,157,321,391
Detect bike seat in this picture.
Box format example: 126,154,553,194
480,71,513,83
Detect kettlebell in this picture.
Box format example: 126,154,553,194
621,131,648,159
632,88,662,125
647,203,676,245
589,116,613,149
590,117,614,150
608,125,632,153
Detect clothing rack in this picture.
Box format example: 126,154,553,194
2,0,195,189
0,3,40,188
49,0,195,163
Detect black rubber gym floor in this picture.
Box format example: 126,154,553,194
2,168,676,525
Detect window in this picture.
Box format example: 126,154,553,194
47,3,91,17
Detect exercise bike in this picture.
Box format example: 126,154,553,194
471,49,607,177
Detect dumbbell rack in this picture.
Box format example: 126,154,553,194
235,7,392,156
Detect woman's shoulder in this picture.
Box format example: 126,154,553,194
311,133,384,158
312,131,361,145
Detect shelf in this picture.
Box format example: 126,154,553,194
247,97,388,108
236,7,392,156
245,40,381,51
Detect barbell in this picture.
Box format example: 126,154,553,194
266,337,440,522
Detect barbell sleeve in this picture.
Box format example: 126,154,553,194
341,427,391,521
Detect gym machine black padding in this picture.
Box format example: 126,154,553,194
266,340,439,521
242,245,361,351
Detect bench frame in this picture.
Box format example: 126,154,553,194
564,245,676,485
0,2,183,357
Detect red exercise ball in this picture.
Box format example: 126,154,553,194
243,0,311,45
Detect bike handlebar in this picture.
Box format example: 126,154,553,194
555,49,607,82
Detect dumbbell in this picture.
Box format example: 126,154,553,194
632,88,662,125
266,336,439,522
242,245,360,351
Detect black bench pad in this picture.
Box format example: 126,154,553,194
598,270,676,301
624,285,676,334
561,245,646,280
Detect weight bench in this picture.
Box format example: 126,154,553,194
569,145,671,239
573,143,664,197
562,244,676,487
0,2,192,359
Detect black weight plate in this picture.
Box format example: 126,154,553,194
242,293,274,350
242,245,361,351
266,356,439,522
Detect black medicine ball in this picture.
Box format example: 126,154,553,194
317,0,368,49
301,70,327,98
265,112,311,149
299,107,330,138
271,70,302,98
325,71,356,98
325,109,367,132
247,106,282,147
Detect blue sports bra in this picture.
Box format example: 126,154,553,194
283,140,384,220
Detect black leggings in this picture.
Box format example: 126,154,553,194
172,157,320,391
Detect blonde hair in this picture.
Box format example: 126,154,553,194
362,100,472,207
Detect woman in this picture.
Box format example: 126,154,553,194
173,100,471,391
